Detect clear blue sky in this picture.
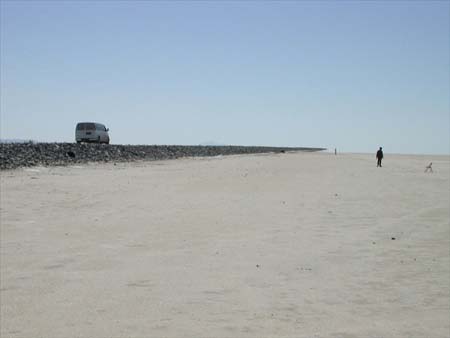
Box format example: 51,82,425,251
1,1,449,154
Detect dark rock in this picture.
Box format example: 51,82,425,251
0,143,326,170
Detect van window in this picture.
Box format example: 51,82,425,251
85,123,95,130
76,123,85,130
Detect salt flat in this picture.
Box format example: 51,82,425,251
1,152,449,337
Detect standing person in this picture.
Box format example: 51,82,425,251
376,147,383,167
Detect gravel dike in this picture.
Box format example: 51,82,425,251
0,143,325,170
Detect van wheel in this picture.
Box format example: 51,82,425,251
76,141,81,144
97,136,101,143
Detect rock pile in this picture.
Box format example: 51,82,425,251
0,143,325,170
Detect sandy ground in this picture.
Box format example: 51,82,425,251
1,152,449,338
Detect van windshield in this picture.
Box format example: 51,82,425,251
76,123,95,130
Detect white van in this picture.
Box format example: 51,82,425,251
75,122,110,144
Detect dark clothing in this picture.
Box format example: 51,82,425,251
376,150,383,167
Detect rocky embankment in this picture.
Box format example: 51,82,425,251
0,143,325,170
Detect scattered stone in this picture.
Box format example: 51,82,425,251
391,237,396,240
256,264,260,268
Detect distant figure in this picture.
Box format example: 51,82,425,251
334,148,337,155
376,147,383,167
425,162,433,173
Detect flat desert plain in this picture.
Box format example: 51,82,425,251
1,152,449,338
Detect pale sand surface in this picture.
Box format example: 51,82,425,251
1,152,449,337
